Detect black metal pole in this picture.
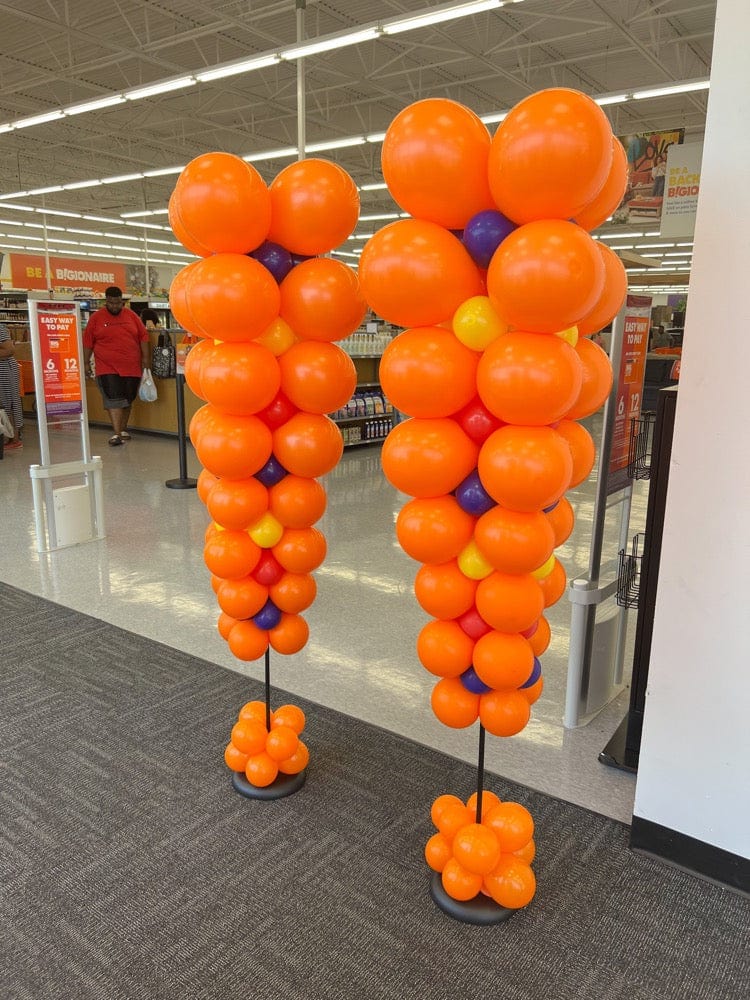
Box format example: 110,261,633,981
166,372,197,489
476,724,486,821
264,647,272,731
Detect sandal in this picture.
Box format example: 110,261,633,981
108,435,123,447
120,431,131,441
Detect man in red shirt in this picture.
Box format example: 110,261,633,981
83,286,150,446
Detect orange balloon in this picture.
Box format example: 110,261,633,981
199,342,281,416
475,572,544,635
189,403,214,449
265,725,299,763
431,794,466,828
230,718,267,756
528,616,551,657
425,832,453,873
381,98,495,229
478,426,573,513
575,136,628,231
483,856,536,909
280,258,366,343
278,340,356,413
269,475,327,529
277,739,309,774
472,630,535,690
269,572,317,614
169,261,204,332
245,751,279,788
216,575,268,619
566,338,613,419
521,676,544,705
272,527,327,574
514,839,537,865
268,158,359,255
358,219,483,328
396,495,475,565
417,619,476,678
228,619,269,661
196,467,218,505
381,418,479,499
272,413,343,479
268,613,309,654
488,88,613,224
466,789,503,822
555,419,596,487
271,704,306,734
183,337,212,400
538,558,567,608
184,253,281,342
436,802,474,842
194,408,273,480
379,327,479,419
474,506,555,575
239,701,268,724
431,677,480,729
168,194,212,258
217,611,237,640
224,742,250,772
479,689,531,737
441,858,483,902
484,802,534,852
487,220,605,333
414,560,478,620
453,823,502,876
476,331,583,425
204,530,261,580
173,152,271,254
206,477,269,531
576,242,628,337
545,498,574,547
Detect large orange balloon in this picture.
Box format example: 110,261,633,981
278,340,356,413
479,689,531,737
575,137,629,231
565,338,613,419
279,258,366,343
199,342,281,416
172,152,271,254
431,677,480,729
556,419,596,487
474,507,555,575
183,337,212,400
207,477,269,531
487,220,605,333
475,572,545,634
272,527,327,574
168,194,212,259
576,242,628,337
194,408,273,480
269,572,317,614
538,558,567,608
483,856,536,909
216,575,268,619
528,616,551,657
379,327,479,418
268,613,310,655
476,331,583,425
272,413,343,478
396,495,475,564
228,620,269,661
169,261,207,334
204,530,261,580
381,98,495,229
268,158,359,255
472,631,534,691
417,620,476,678
196,467,218,505
269,475,327,529
414,560,478,620
478,426,573,513
184,253,281,342
381,418,479,498
358,220,483,328
545,497,575,547
488,88,613,224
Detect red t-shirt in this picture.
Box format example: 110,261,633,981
83,307,148,377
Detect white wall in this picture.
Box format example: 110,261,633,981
633,0,750,858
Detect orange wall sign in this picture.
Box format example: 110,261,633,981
37,303,83,416
10,253,127,296
608,294,651,494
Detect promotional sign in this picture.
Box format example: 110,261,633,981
10,253,127,296
660,142,703,238
613,130,684,225
36,302,83,416
608,294,651,495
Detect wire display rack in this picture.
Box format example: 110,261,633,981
627,411,656,480
616,533,644,609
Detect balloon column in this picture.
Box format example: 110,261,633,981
170,151,366,796
359,92,624,920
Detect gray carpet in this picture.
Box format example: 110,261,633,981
1,582,748,1000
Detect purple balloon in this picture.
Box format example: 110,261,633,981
520,657,542,690
455,470,495,516
460,666,492,695
253,598,282,631
250,241,294,283
255,454,288,487
462,209,517,268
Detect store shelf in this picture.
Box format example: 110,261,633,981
616,533,644,609
627,412,656,480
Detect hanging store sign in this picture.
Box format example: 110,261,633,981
10,253,127,296
660,142,703,238
608,294,651,495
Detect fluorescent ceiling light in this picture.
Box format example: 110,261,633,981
63,179,102,190
143,166,185,178
633,79,709,100
124,77,196,100
27,185,64,195
595,94,629,106
0,203,34,212
243,147,298,162
282,28,380,60
101,173,144,184
361,213,400,221
39,209,83,218
480,112,508,124
383,0,501,34
14,110,65,129
65,95,126,116
195,55,281,82
366,132,387,143
360,183,388,191
0,192,30,200
120,209,170,218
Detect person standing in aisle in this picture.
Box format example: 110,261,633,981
83,286,149,447
0,321,24,451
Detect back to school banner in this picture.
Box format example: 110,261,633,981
613,129,685,226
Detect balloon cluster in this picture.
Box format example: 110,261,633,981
359,90,625,905
169,152,366,668
426,791,535,909
224,701,309,788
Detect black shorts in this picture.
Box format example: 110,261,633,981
97,374,141,409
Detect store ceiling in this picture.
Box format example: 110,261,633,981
0,0,715,290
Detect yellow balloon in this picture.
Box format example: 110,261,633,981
458,540,494,580
554,325,578,347
452,296,508,352
531,554,556,580
248,512,284,548
256,317,296,356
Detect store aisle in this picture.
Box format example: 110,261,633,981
0,419,645,822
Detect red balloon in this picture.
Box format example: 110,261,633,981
576,242,628,337
381,418,479,499
268,158,359,255
456,607,492,640
199,341,281,416
272,413,343,479
379,327,479,419
565,338,613,419
278,340,356,414
575,137,629,231
252,550,285,586
258,391,298,430
184,253,281,342
358,220,483,328
478,426,573,513
279,258,366,343
454,397,503,444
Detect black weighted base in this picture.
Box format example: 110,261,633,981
231,768,306,801
165,478,197,490
429,871,515,925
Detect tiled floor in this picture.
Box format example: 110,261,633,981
0,414,647,822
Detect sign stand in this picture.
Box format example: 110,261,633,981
27,297,105,552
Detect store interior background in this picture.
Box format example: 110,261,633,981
3,0,746,881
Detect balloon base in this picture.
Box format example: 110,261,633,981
165,477,197,490
231,768,306,801
429,871,515,925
